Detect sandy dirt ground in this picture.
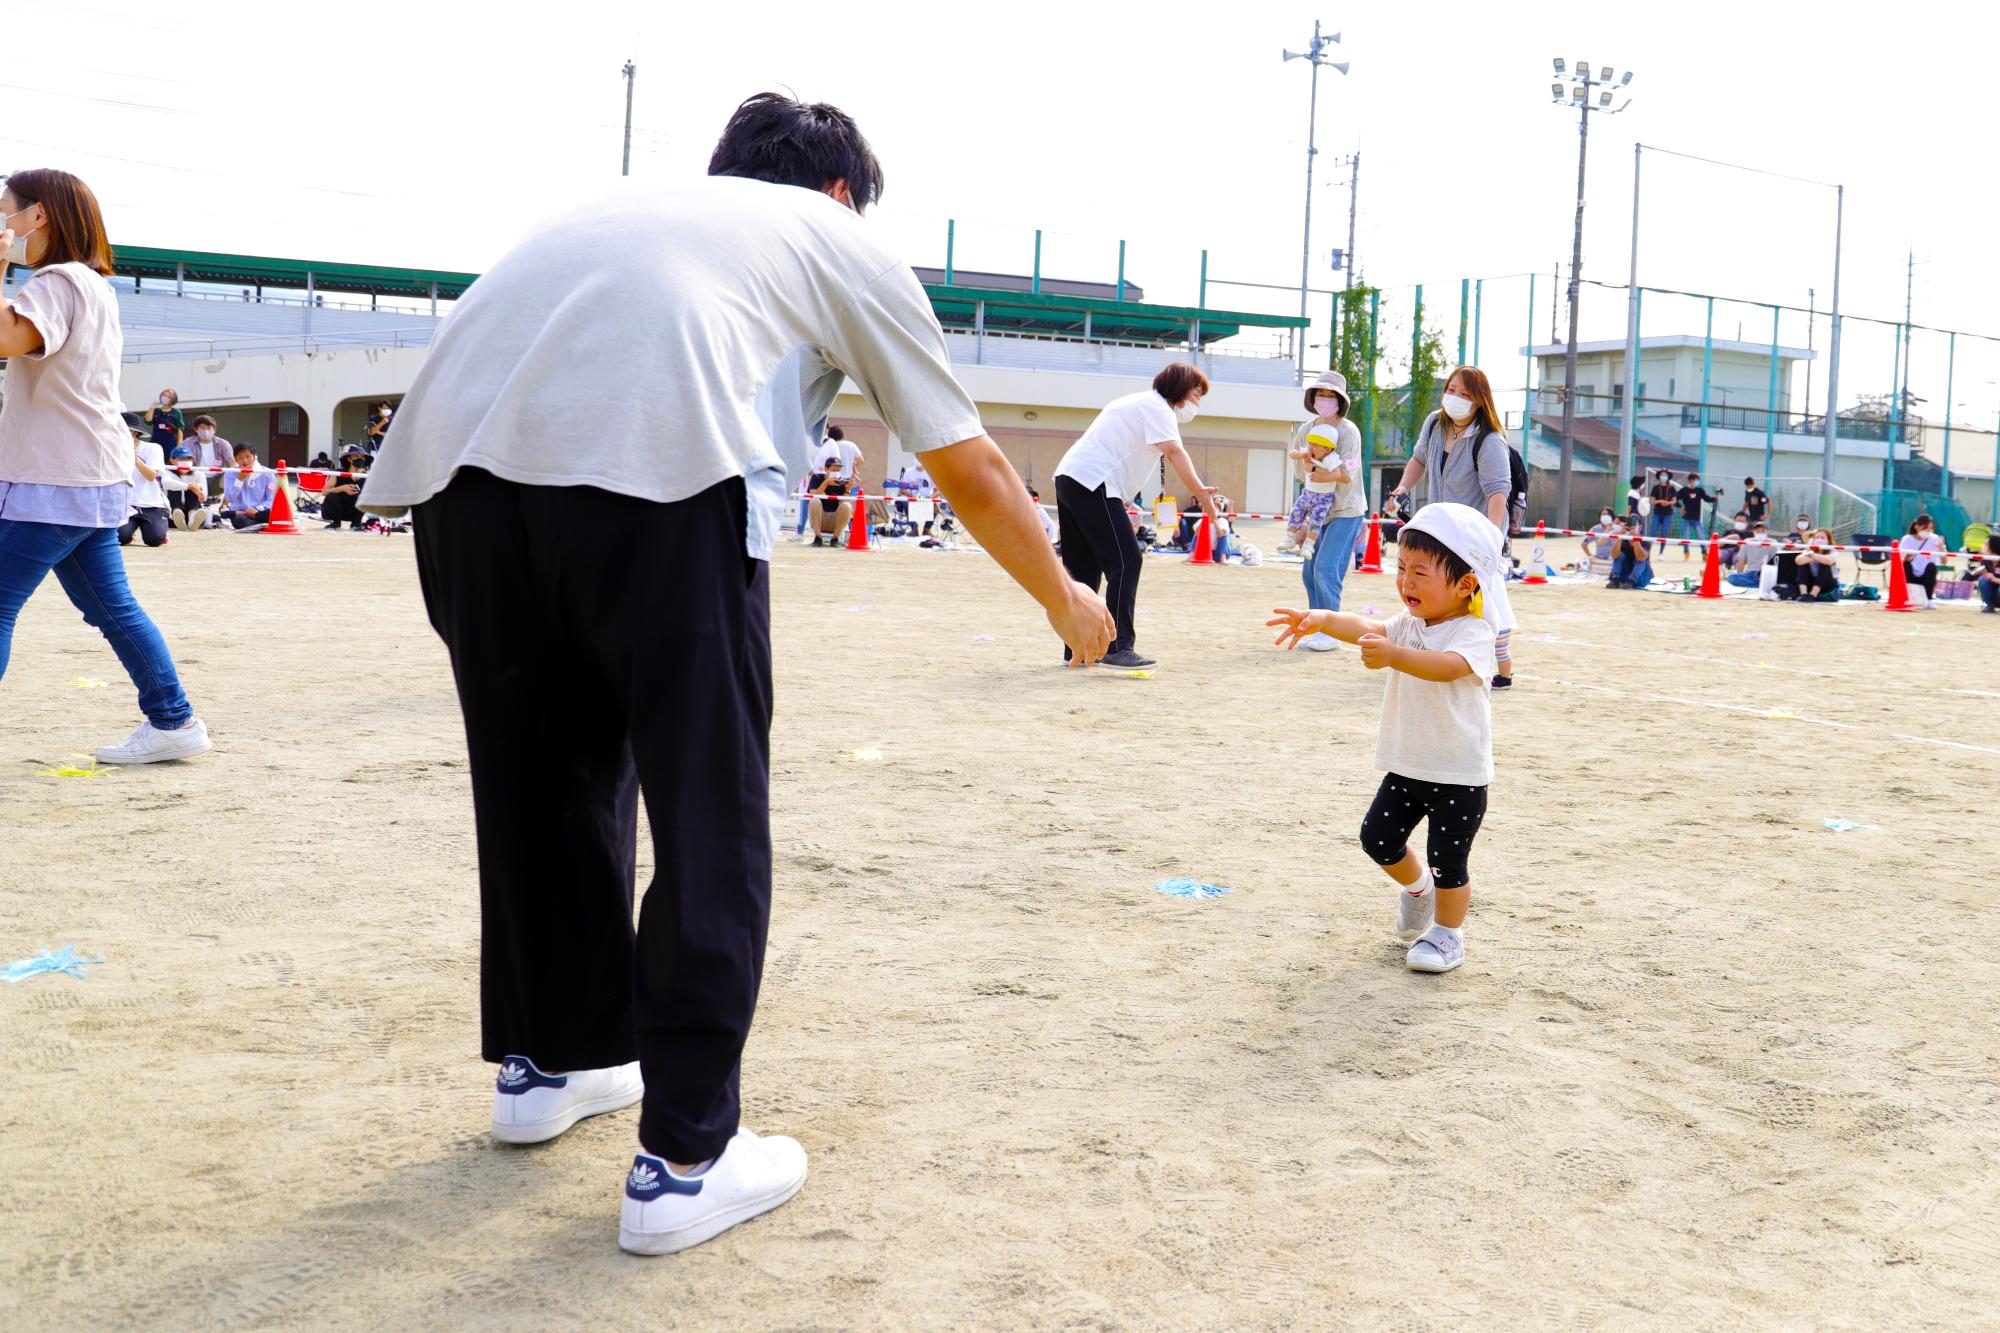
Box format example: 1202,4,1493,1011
1,521,1995,1330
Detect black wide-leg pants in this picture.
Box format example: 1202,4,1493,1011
1054,475,1140,653
413,468,772,1162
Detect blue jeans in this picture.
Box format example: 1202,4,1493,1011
1305,514,1366,613
0,521,192,728
1645,510,1675,541
1610,551,1653,589
1981,578,2000,610
1680,514,1706,541
1726,570,1760,588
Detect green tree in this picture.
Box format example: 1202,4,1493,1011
1333,284,1380,459
1403,322,1450,443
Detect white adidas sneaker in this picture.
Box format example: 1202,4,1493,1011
96,717,212,765
490,1054,643,1145
619,1128,808,1256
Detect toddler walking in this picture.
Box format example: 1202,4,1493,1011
1267,503,1508,973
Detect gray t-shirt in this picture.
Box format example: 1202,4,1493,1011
361,176,983,558
1413,410,1511,514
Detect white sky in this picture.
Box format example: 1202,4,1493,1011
12,0,2000,425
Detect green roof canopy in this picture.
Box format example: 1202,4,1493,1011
109,247,1305,348
114,245,478,301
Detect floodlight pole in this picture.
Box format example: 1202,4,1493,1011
1821,184,1843,484
1286,22,1346,380
621,61,637,177
1555,81,1594,530
1618,142,1641,495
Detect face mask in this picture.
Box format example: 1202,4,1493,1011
1440,393,1474,422
1314,394,1341,415
1601,514,1615,525
1734,522,1747,531
197,428,214,441
3,207,39,266
1175,400,1200,424
1797,521,1811,532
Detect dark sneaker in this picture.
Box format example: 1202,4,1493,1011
1100,650,1157,669
1491,675,1513,690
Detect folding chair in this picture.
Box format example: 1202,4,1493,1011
1850,534,1892,588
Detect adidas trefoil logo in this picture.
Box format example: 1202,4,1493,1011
629,1162,659,1192
498,1059,530,1088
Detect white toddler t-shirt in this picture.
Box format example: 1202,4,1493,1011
1372,611,1497,787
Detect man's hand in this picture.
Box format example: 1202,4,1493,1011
1357,633,1396,671
1048,581,1114,668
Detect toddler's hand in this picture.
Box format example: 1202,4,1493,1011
1357,633,1394,670
1265,607,1319,650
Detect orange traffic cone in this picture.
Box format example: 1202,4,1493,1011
1883,542,1916,611
265,460,299,535
1696,533,1723,598
1523,520,1549,584
1358,513,1383,574
846,487,871,551
1187,511,1216,565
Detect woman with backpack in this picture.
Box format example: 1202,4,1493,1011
1386,365,1519,689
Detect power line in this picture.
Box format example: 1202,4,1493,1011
0,134,385,200
0,79,192,116
1637,143,1837,191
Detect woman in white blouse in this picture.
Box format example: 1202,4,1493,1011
0,169,210,763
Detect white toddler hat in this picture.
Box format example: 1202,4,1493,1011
1401,502,1515,634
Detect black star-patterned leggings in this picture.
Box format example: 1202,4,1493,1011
1360,773,1489,889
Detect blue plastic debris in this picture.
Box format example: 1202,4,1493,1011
1155,878,1231,900
2,946,104,984
1822,818,1875,833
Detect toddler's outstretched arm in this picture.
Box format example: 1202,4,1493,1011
1267,607,1386,648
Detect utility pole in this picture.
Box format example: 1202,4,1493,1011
1898,248,1914,446
1804,287,1814,421
1819,185,1844,484
621,60,637,177
1283,22,1348,380
1343,152,1360,293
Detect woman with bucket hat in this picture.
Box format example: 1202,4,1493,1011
1289,370,1366,652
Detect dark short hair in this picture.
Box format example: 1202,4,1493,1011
1745,476,1756,485
1397,528,1472,584
1152,362,1210,406
233,444,256,458
192,414,216,429
707,92,883,212
826,426,844,441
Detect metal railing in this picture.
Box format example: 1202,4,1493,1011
122,326,440,363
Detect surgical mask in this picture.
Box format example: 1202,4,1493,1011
1441,393,1474,422
3,207,38,267
1734,522,1747,531
196,428,214,441
1314,394,1342,415
1797,521,1811,532
1175,400,1200,424
1601,513,1615,525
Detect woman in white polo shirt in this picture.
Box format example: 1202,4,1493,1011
0,169,210,764
1052,362,1221,669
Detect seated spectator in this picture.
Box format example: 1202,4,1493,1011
1719,510,1752,567
222,445,276,529
1783,528,1841,601
320,445,371,530
1726,523,1777,588
1608,519,1654,589
117,412,170,548
309,450,335,471
1581,508,1619,562
165,442,212,531
805,468,853,547
188,414,233,503
1899,515,1945,605
1974,534,2000,614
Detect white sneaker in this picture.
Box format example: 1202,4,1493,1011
1396,885,1435,942
96,717,211,765
490,1054,643,1144
1300,632,1339,652
1406,926,1465,974
620,1127,808,1256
